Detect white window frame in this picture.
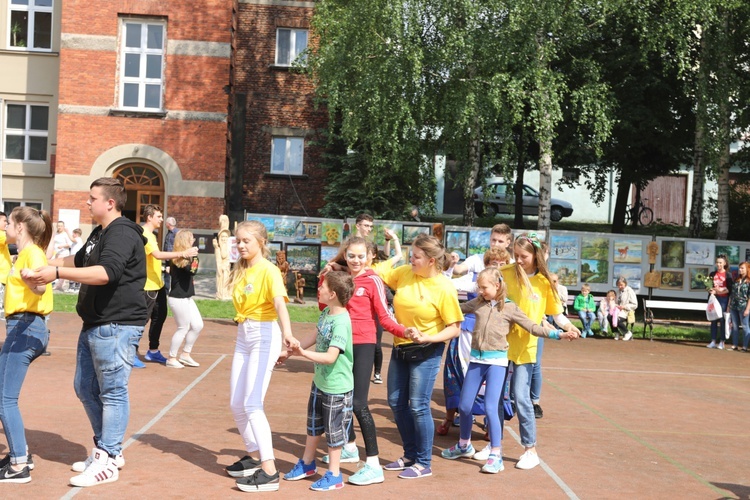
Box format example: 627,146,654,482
119,19,166,111
3,102,49,163
275,28,308,66
7,0,53,51
271,137,304,175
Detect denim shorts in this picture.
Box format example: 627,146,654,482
306,382,353,448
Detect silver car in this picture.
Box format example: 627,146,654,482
473,181,574,222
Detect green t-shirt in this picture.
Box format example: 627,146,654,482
314,307,354,395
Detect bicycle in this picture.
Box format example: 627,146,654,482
624,198,654,226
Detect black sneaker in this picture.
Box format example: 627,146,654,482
0,462,31,483
534,403,544,419
236,469,280,492
226,455,262,478
0,454,34,471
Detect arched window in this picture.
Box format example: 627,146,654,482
114,164,164,224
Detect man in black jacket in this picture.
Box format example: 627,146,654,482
29,177,147,488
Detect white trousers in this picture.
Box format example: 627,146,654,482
167,297,204,358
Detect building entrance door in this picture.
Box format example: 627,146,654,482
113,164,165,225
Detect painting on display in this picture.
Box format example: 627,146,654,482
549,235,578,260
468,229,491,257
247,216,276,240
548,259,579,287
689,266,712,291
581,236,610,261
292,221,322,244
285,244,322,274
273,218,299,239
321,222,343,246
716,245,740,265
446,231,470,260
580,259,609,284
659,270,684,291
402,225,430,245
374,222,403,247
320,246,340,269
228,236,239,263
729,265,739,281
685,241,714,265
661,240,685,268
267,242,283,262
612,264,642,292
612,239,643,264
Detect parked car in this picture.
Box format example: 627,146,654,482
474,180,574,222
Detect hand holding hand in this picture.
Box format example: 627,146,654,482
562,324,581,340
449,252,460,265
285,335,300,351
276,350,291,365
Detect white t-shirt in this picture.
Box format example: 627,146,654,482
53,231,73,259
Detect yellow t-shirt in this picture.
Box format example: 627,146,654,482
143,229,164,291
0,231,11,284
5,244,52,316
502,264,562,365
232,258,289,322
370,260,393,276
380,265,463,347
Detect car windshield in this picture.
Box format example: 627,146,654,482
523,185,538,196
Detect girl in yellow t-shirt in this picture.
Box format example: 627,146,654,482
501,233,579,471
0,207,53,482
226,221,300,492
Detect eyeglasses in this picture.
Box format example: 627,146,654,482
359,223,373,229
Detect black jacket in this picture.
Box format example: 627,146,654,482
74,216,148,327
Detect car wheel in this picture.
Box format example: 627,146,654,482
474,203,485,217
550,206,564,222
485,204,498,217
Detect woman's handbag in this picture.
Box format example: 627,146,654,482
706,294,723,322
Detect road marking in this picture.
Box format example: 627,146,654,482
505,426,580,499
545,366,750,379
61,355,226,500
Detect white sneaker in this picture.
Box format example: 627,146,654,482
515,450,540,470
473,444,491,461
707,341,716,348
165,358,184,369
717,343,725,350
614,335,620,341
623,331,633,341
70,448,119,487
72,450,125,473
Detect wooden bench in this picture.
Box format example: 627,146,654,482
642,299,708,341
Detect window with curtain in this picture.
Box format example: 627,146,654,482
271,137,304,175
275,28,308,66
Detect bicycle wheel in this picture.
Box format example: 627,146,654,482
624,205,632,225
639,207,654,226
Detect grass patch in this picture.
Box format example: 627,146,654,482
53,292,322,323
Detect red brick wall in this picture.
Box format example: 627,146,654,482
233,3,329,216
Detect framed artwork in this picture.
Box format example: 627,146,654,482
320,246,340,268
292,221,322,244
248,216,276,240
273,218,298,239
689,266,712,291
729,265,739,282
446,231,470,260
716,245,740,265
612,264,642,292
267,241,283,262
580,259,609,284
285,244,321,274
374,222,403,246
402,224,430,245
661,240,685,268
581,236,610,261
549,234,578,260
613,239,643,264
321,222,343,246
685,241,714,265
432,223,444,243
548,259,578,287
659,270,684,291
228,236,240,263
468,229,491,257
746,248,750,262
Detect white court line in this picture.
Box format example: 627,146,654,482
60,354,227,500
505,426,580,500
544,366,750,379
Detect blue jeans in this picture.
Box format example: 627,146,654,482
530,338,544,403
0,313,49,462
710,295,729,342
578,311,596,334
730,309,749,349
74,323,143,457
511,362,536,448
387,343,444,468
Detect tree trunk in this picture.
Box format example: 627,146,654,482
715,100,731,240
463,117,482,227
689,26,708,238
537,137,553,234
611,175,632,234
514,163,526,229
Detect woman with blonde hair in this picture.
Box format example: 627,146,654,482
165,230,203,368
0,207,53,482
225,220,299,492
378,234,464,479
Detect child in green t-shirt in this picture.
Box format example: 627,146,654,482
284,271,355,491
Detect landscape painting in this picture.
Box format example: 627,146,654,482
661,240,685,268
550,234,578,260
548,259,579,287
716,245,740,265
581,236,610,261
685,241,714,265
580,259,608,284
285,244,321,274
612,264,642,292
446,231,470,260
613,239,642,264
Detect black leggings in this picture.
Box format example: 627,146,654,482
348,343,379,457
145,287,168,350
373,320,384,375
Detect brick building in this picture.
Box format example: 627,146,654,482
53,0,231,235
227,0,328,222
